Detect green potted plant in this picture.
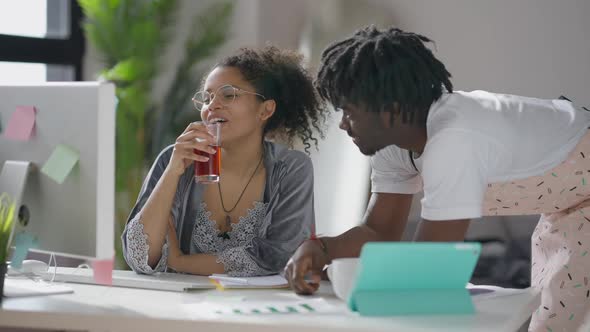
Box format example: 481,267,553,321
78,0,234,268
0,193,16,299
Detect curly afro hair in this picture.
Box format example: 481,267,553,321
212,45,328,153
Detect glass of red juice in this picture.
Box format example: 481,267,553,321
194,122,221,183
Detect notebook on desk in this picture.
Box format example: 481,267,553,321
41,267,215,292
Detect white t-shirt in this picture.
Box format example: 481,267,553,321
371,90,590,221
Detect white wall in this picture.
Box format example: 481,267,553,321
296,0,394,235
372,0,590,104
257,0,306,49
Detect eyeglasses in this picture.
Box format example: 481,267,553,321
192,84,266,109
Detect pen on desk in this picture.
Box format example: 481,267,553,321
209,278,225,291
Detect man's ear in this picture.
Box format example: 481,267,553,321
260,100,276,121
380,103,400,128
379,111,393,128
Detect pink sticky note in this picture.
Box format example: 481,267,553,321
3,106,37,141
92,258,114,286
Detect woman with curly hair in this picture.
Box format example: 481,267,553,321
122,46,327,277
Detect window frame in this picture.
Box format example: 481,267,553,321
0,0,85,81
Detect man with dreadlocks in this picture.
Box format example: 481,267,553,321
284,26,590,331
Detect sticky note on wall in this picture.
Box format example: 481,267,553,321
3,106,37,141
41,144,80,184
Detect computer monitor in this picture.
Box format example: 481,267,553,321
0,82,116,269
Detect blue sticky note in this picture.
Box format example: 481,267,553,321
10,232,38,268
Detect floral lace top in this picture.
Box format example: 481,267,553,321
125,201,269,276
122,141,315,278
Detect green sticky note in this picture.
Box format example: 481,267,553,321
41,144,79,184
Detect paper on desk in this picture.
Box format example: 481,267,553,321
4,278,74,297
209,274,288,288
3,106,36,141
186,298,338,317
41,144,80,184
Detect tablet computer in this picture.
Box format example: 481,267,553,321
348,242,481,316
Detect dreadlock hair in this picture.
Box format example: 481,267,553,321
315,25,453,126
211,45,327,153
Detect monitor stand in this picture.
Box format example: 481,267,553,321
0,160,32,244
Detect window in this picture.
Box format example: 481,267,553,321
0,0,85,83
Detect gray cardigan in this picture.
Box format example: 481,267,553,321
121,141,315,276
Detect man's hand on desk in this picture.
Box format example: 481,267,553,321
284,239,328,295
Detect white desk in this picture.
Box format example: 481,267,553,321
0,277,539,332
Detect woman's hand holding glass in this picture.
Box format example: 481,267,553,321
167,122,216,177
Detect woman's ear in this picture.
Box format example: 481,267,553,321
260,99,276,121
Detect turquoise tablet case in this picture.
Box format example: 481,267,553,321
347,242,481,316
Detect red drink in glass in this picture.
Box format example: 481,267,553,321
194,146,221,183
194,122,221,183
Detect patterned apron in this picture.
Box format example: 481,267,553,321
483,130,590,331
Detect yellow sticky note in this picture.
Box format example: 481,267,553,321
41,144,80,184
